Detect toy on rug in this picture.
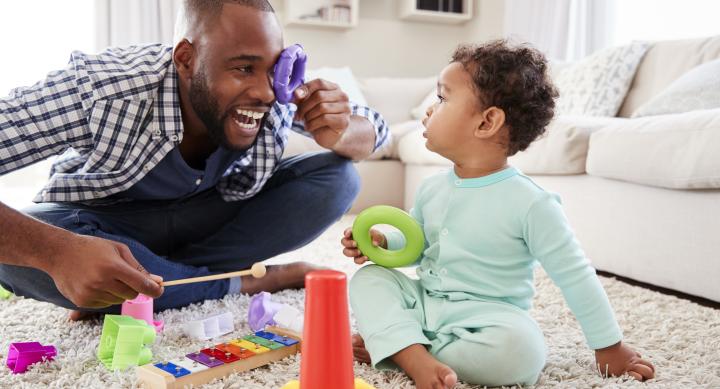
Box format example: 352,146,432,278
122,294,164,333
182,311,234,340
282,270,375,389
135,325,301,388
97,314,156,370
0,285,12,299
135,270,373,389
352,205,425,268
5,342,56,374
248,291,304,333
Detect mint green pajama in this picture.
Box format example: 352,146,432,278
349,167,623,386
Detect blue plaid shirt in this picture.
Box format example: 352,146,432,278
0,44,389,203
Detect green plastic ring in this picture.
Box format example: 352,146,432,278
352,205,425,268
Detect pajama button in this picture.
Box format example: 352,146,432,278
441,229,448,236
440,268,448,275
455,179,462,186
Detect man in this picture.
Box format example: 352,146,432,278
0,0,388,319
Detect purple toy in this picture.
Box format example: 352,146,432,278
6,342,57,374
248,291,283,332
273,44,307,104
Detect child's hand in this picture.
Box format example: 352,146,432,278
341,227,386,265
594,341,655,381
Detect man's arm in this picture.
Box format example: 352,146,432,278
291,79,389,160
0,201,163,308
0,60,163,308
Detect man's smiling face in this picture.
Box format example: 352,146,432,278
188,3,283,150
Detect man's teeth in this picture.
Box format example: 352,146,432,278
236,109,265,119
233,118,256,129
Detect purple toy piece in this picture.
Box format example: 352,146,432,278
247,291,284,332
273,44,307,104
186,351,224,368
6,342,57,374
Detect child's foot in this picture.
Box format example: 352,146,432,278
392,344,458,389
352,334,371,364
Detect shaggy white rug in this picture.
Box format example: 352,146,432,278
1,215,719,389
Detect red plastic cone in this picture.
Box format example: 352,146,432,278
300,270,354,389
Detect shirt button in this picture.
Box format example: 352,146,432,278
170,135,179,142
441,228,449,236
153,129,162,136
195,178,202,185
455,179,462,186
143,165,151,172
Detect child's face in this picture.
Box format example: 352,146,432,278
422,62,483,160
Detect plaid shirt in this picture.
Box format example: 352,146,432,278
0,44,389,203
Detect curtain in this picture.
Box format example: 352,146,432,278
95,0,182,50
503,0,617,61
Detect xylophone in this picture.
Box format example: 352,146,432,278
136,326,301,389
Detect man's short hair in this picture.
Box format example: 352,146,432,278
175,0,275,43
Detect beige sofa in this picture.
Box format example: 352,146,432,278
287,36,720,303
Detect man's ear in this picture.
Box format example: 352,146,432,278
474,106,506,139
173,39,195,80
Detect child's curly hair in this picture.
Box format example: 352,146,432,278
451,40,558,156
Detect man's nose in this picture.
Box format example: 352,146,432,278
248,74,275,104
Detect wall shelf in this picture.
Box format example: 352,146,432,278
399,0,473,24
283,0,358,30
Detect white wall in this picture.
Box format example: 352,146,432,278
270,0,505,78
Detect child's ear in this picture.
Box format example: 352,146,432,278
474,106,506,139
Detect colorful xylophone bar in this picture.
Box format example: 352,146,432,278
136,326,302,389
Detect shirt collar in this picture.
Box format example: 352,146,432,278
156,55,184,138
448,166,519,188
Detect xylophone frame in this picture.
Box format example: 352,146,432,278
136,326,302,389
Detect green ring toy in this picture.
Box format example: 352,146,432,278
352,205,425,268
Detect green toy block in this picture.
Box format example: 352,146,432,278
97,314,156,370
0,285,12,299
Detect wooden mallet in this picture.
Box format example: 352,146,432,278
162,263,267,287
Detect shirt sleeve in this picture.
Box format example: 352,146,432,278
290,101,390,153
524,193,623,349
0,61,92,176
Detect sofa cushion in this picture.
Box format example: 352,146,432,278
410,88,437,120
618,36,720,117
509,115,625,174
632,58,720,117
359,77,436,125
397,128,451,166
305,67,367,105
587,108,720,189
555,42,649,116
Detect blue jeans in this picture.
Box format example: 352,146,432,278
0,152,359,312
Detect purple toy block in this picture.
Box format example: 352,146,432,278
6,342,57,374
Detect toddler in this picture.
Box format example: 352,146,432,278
341,40,655,388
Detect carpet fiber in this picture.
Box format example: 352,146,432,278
1,216,719,388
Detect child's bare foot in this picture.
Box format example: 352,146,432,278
352,334,371,364
392,344,457,389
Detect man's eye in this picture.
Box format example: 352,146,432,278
235,66,253,74
437,94,445,103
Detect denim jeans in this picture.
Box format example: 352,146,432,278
0,152,359,312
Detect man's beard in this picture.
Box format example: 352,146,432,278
188,68,235,150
